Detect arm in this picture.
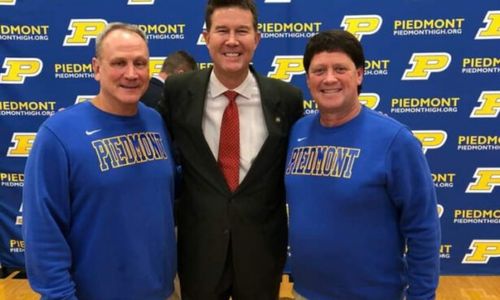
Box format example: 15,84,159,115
158,76,183,223
22,126,77,300
290,86,304,123
387,128,441,300
157,75,175,133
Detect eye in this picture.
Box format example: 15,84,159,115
135,60,148,68
311,68,325,75
335,67,347,73
111,61,126,67
215,28,229,34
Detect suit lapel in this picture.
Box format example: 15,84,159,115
258,72,284,138
185,68,230,194
185,69,209,139
238,69,285,191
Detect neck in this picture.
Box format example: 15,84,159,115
213,67,249,90
319,102,362,127
91,95,137,116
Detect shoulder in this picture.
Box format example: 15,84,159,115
150,77,163,86
165,68,209,89
362,108,420,150
290,113,316,135
42,102,90,130
363,107,409,133
138,102,163,121
293,113,316,128
257,74,302,96
35,102,92,146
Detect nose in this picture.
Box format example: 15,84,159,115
225,32,239,46
324,69,338,83
124,64,138,79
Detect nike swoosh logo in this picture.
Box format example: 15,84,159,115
297,137,307,142
85,129,102,136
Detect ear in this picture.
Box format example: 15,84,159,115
305,73,311,92
202,31,210,47
356,67,364,86
92,57,101,81
254,30,261,49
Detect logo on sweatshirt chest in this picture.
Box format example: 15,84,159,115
286,145,360,178
92,132,168,172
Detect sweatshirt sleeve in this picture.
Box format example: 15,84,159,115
386,128,441,300
22,125,78,300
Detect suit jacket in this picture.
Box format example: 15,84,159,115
141,77,163,108
159,67,303,298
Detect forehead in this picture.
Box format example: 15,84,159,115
210,7,254,27
310,51,354,65
100,29,148,58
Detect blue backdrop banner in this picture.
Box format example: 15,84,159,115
1,0,499,274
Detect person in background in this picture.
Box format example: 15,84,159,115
22,22,178,300
141,50,197,108
285,29,441,300
158,0,303,299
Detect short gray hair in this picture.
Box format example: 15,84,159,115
95,22,147,58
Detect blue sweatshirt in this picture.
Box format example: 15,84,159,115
285,106,440,300
23,102,177,300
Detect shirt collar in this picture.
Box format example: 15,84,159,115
209,70,256,100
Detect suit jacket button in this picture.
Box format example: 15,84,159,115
223,229,230,235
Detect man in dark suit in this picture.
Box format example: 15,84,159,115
141,50,196,108
158,1,303,299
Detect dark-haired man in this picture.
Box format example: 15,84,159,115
285,29,441,300
158,0,303,299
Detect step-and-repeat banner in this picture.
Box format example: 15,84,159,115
1,0,498,275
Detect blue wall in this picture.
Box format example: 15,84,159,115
1,0,499,274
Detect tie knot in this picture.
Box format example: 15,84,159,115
223,90,238,102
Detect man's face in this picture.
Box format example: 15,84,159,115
306,51,363,115
203,7,260,82
92,29,149,114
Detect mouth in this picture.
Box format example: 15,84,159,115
223,52,241,57
321,87,341,94
120,84,141,90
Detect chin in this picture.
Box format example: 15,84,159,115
223,61,245,70
119,97,141,105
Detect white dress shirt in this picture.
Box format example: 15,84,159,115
202,71,268,183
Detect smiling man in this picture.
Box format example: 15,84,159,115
285,30,441,300
158,1,303,299
22,23,178,300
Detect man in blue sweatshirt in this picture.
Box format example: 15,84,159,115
285,30,441,300
22,23,178,300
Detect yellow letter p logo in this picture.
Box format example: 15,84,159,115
402,52,451,80
470,91,500,118
6,133,36,157
412,130,447,154
466,168,500,193
0,58,43,84
463,240,500,264
63,19,108,46
267,55,305,82
341,15,382,41
0,0,16,5
475,11,500,40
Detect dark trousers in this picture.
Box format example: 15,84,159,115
181,237,280,300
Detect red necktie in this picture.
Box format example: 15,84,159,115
218,90,240,192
